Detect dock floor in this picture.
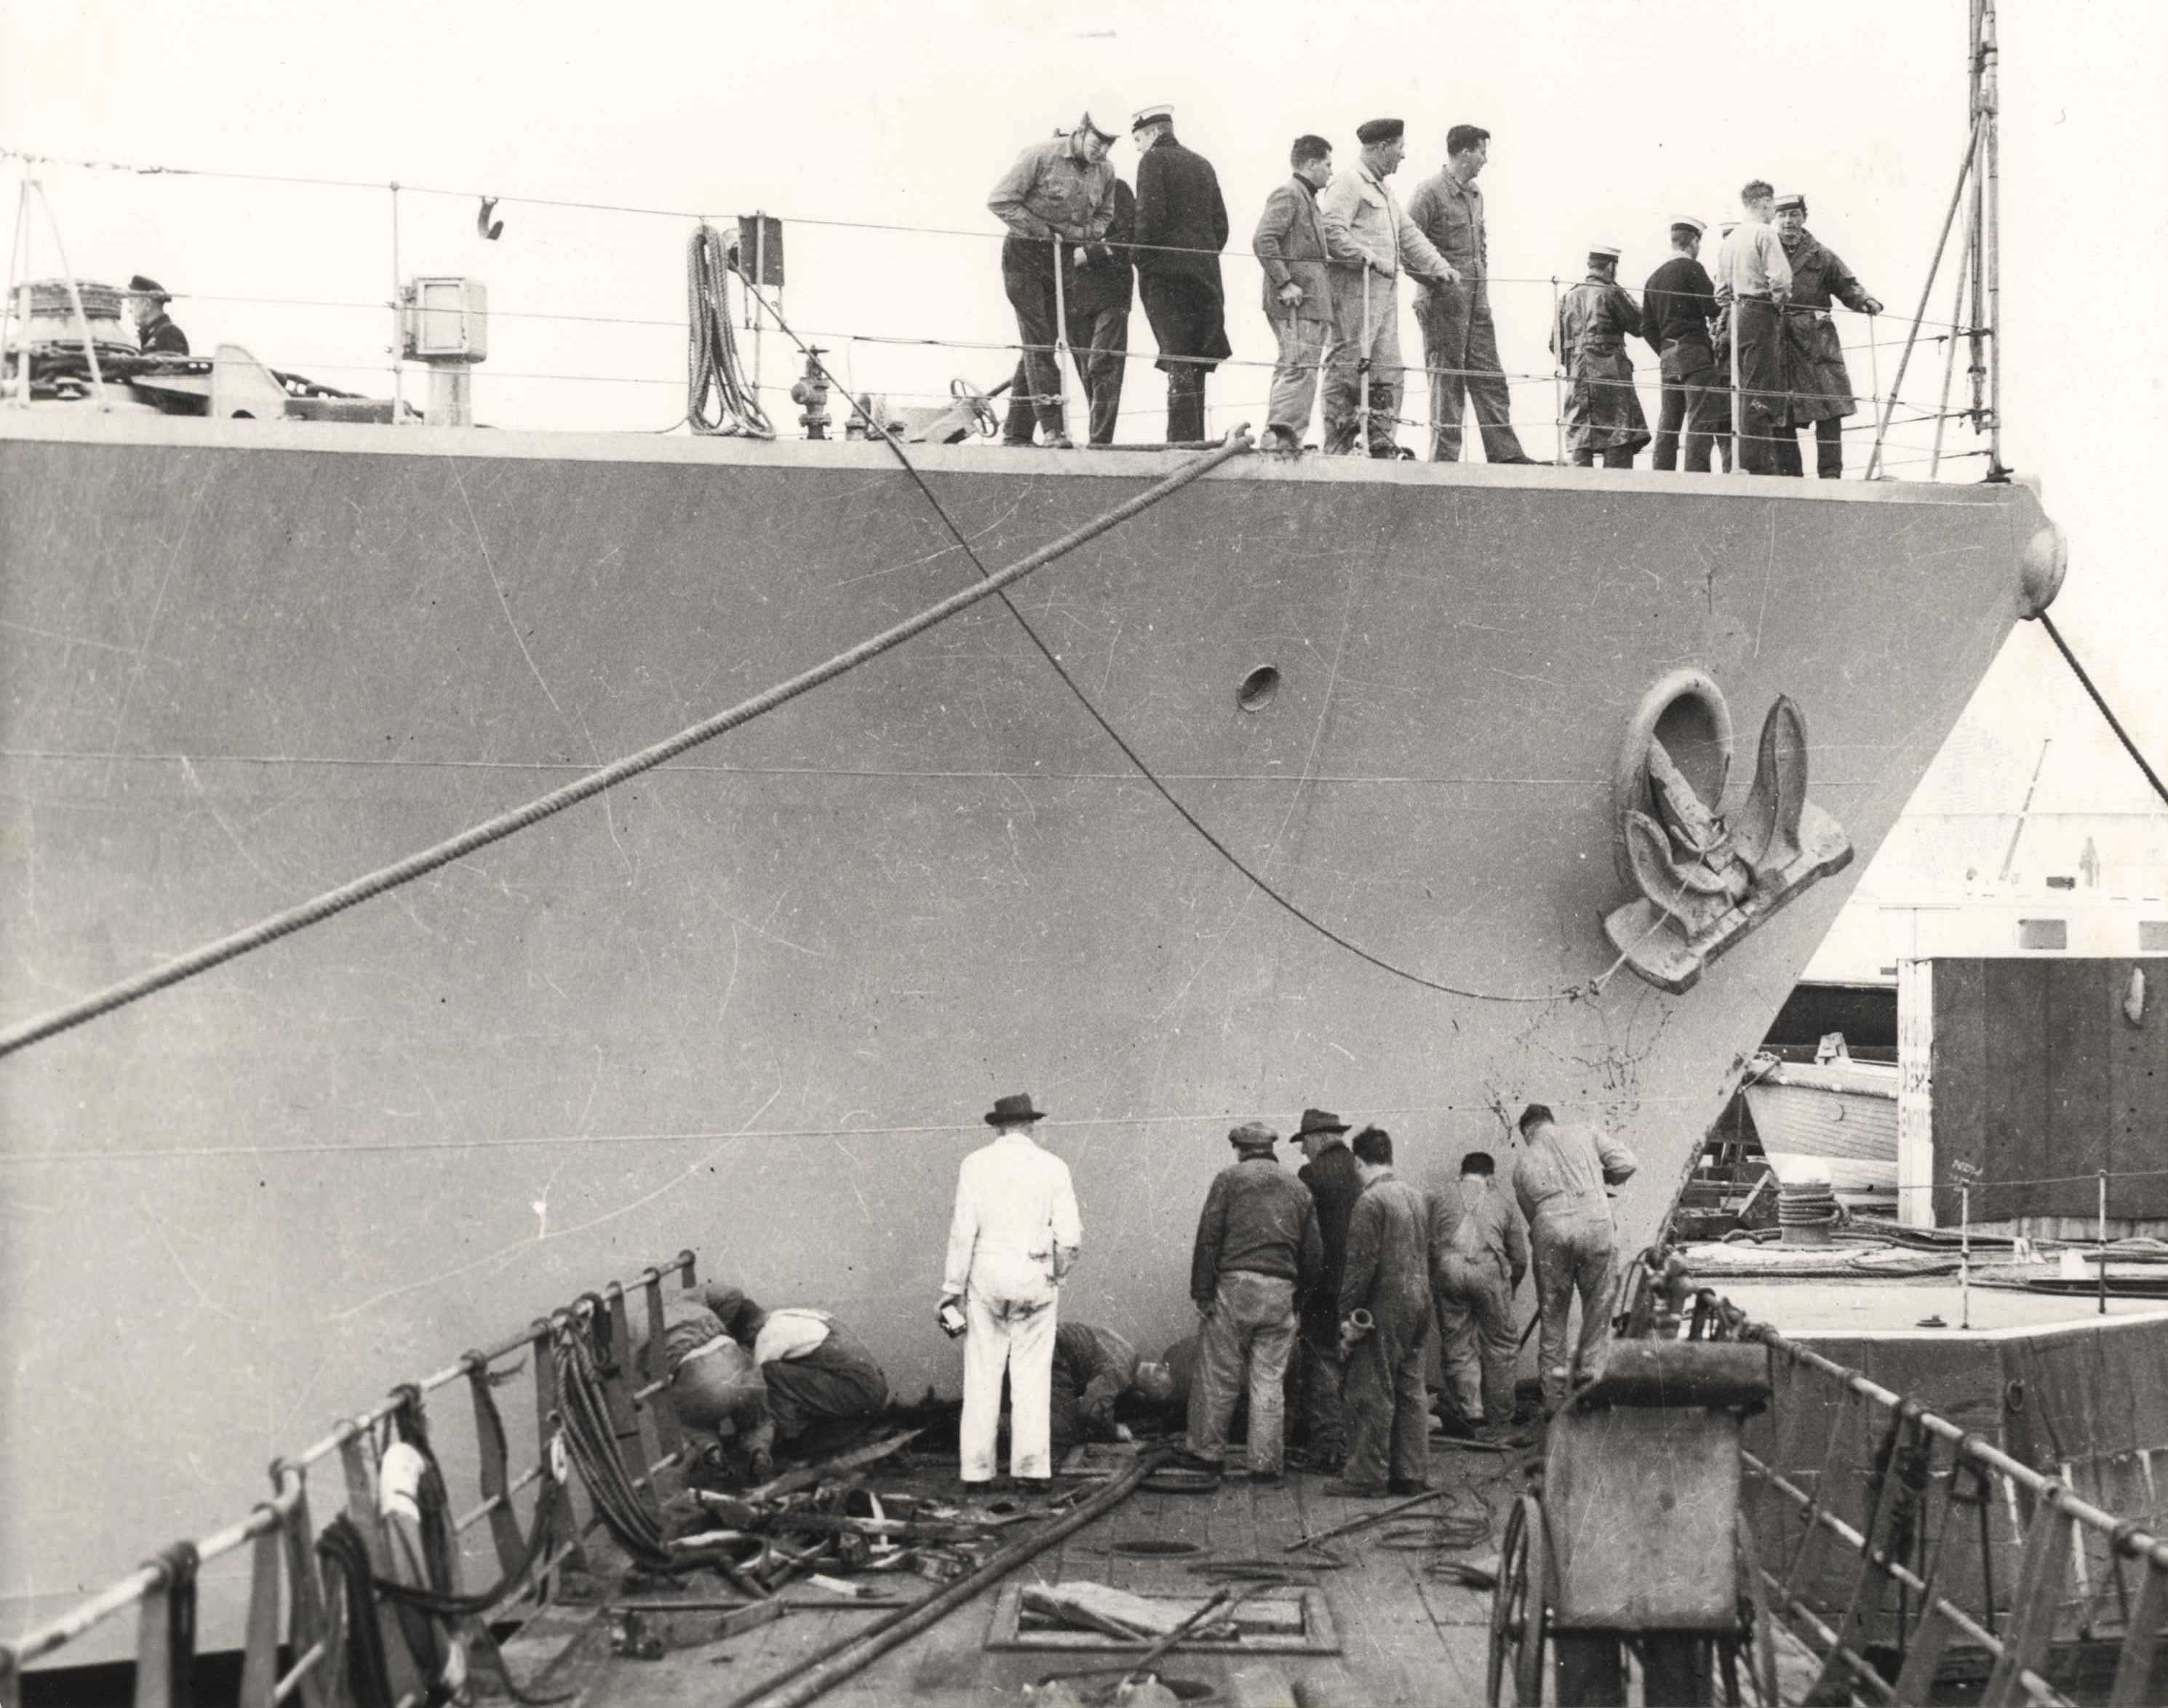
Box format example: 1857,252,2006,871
578,1440,1522,1708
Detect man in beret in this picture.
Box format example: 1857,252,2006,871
1406,125,1536,464
1551,245,1651,468
1642,218,1723,473
1772,192,1882,479
1131,105,1232,443
941,1093,1083,1489
129,276,189,356
1182,1121,1322,1482
989,118,1122,450
1291,1107,1360,1465
706,1286,890,1460
1318,118,1459,456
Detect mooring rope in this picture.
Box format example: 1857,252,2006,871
0,438,1244,1060
2039,610,2168,810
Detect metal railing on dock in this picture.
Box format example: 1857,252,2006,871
1666,1280,2168,1707
0,1248,699,1708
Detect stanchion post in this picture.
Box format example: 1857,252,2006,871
2100,1170,2110,1316
1961,1183,1972,1331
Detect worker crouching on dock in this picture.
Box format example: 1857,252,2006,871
645,1282,773,1482
706,1286,890,1461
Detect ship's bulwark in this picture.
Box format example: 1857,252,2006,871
0,420,2039,1645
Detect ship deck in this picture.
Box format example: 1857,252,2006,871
567,1444,1518,1708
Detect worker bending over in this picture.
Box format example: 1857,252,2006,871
1427,1151,1528,1435
706,1286,889,1461
1050,1322,1177,1454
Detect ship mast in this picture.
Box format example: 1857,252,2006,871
1867,0,2006,481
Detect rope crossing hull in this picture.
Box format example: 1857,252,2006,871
0,416,2051,1657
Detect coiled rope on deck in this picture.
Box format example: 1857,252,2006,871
0,435,1247,1061
685,222,773,438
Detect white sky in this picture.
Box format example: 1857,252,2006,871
5,0,2165,834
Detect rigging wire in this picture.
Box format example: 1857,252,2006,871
2038,611,2168,810
0,439,1245,1061
733,271,1629,1007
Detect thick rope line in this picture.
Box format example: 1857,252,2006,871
738,275,1620,1006
0,439,1243,1062
2039,611,2168,810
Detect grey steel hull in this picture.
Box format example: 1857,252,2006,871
0,416,2047,1644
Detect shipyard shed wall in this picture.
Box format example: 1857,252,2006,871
1921,958,2168,1229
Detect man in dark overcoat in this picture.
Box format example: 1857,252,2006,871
1551,245,1650,467
1130,105,1231,443
1772,192,1882,479
1291,1106,1360,1463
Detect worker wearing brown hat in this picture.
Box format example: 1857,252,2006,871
1180,1121,1321,1483
1291,1107,1360,1464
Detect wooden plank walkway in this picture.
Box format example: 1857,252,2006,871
585,1442,1521,1707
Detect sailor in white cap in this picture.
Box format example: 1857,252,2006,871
1130,104,1231,443
1550,244,1650,468
987,116,1123,450
1641,217,1723,472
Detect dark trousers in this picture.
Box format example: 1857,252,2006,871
1774,416,1844,479
1653,340,1722,473
762,1334,889,1448
1340,1304,1430,1489
1732,297,1787,475
1293,1317,1346,1460
1003,295,1128,447
1139,273,1223,442
1000,236,1069,439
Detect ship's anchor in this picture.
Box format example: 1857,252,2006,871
1603,672,1852,994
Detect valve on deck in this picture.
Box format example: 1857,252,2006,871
789,349,831,440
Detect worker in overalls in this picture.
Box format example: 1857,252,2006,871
1427,1151,1529,1436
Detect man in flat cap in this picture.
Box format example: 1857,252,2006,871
1772,193,1882,479
989,117,1122,450
1318,118,1460,456
706,1286,890,1461
129,276,189,356
1551,245,1651,468
1131,105,1232,444
1291,1107,1360,1464
1406,125,1536,464
941,1093,1083,1488
1641,219,1723,473
1183,1121,1321,1482
1713,180,1793,474
1253,135,1337,452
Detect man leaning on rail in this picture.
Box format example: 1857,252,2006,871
988,113,1121,450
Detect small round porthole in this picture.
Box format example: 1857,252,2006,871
1237,666,1280,712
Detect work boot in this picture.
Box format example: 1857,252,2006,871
1320,1477,1389,1499
1043,434,1076,450
1388,1477,1432,1496
1249,1469,1285,1487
